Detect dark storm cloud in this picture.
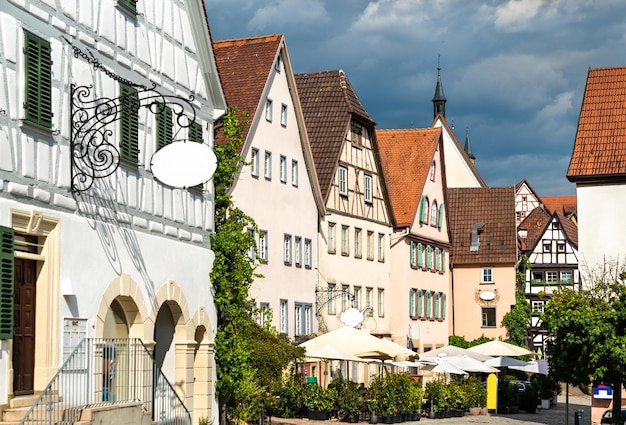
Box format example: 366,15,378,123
206,0,626,196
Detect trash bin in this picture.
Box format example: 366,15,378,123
574,409,584,425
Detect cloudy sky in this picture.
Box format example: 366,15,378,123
205,0,626,196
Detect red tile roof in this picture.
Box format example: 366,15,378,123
447,187,517,264
295,70,376,200
212,34,283,145
517,206,551,252
540,195,577,217
377,128,442,227
568,66,626,180
557,211,578,249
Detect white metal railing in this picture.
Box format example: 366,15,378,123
19,338,191,425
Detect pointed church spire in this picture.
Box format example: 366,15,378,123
464,126,476,162
432,54,446,118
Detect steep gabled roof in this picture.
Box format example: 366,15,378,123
540,195,577,217
556,212,578,249
568,66,626,181
514,179,541,200
377,128,442,228
431,114,487,187
518,206,551,252
212,34,283,144
295,70,376,200
448,187,517,264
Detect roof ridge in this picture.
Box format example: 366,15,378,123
213,34,282,46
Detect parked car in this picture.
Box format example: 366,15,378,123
601,408,626,425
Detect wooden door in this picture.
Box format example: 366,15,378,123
13,258,36,395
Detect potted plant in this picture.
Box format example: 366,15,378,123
532,374,561,409
333,378,362,422
303,383,337,420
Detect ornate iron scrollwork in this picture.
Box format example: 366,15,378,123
65,37,199,193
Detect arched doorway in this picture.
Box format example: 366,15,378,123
101,298,132,402
153,304,177,384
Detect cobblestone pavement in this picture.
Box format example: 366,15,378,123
270,394,593,425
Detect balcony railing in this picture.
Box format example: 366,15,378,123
19,338,191,425
530,279,574,286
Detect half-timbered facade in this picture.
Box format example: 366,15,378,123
296,71,393,378
515,180,542,226
377,128,452,354
0,1,225,422
519,209,579,354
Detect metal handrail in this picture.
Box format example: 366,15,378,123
19,338,191,425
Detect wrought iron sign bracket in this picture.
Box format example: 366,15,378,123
64,36,198,194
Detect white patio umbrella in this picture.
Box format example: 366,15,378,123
299,325,415,361
510,359,549,375
444,355,500,373
468,340,534,357
419,345,493,362
421,358,468,375
484,356,530,368
304,345,365,362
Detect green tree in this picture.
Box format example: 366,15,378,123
543,259,626,424
502,289,532,347
211,108,305,423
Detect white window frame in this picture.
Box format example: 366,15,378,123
304,304,312,334
294,304,302,336
338,165,348,196
557,243,566,252
259,230,268,263
377,288,385,317
279,155,287,183
430,161,436,181
304,238,312,268
543,241,552,252
364,174,372,203
284,234,293,265
251,148,259,177
532,300,544,313
481,267,493,284
275,54,281,72
280,299,288,334
366,287,373,309
295,236,302,267
291,160,299,186
328,222,336,254
353,286,361,310
367,231,374,260
341,284,350,312
265,98,273,122
281,103,288,127
546,271,558,282
247,228,256,260
354,228,362,258
430,201,438,227
341,225,349,256
264,151,272,180
377,233,385,262
327,284,336,315
561,270,573,282
481,307,496,327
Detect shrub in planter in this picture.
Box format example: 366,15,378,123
272,379,305,418
303,383,337,419
331,378,363,422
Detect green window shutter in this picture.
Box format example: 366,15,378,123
417,290,423,318
24,31,53,128
434,292,440,319
0,226,14,340
189,121,203,143
438,203,444,229
417,243,424,267
425,291,432,318
118,0,138,15
441,294,448,319
410,241,415,266
419,196,425,222
119,83,139,163
156,105,173,150
426,245,433,269
409,289,414,317
435,247,440,270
